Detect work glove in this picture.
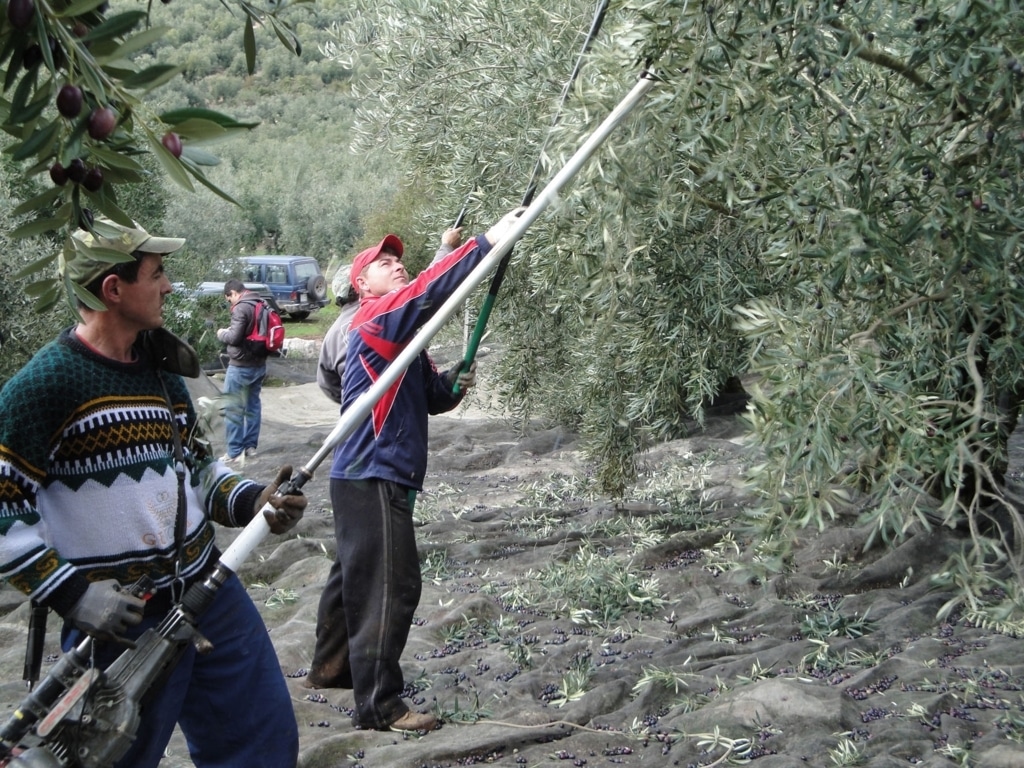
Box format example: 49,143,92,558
256,465,307,535
65,579,145,640
484,207,526,247
446,361,477,393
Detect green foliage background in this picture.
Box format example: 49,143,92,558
319,0,1024,585
0,0,432,378
0,157,60,383
3,0,1024,610
139,0,401,266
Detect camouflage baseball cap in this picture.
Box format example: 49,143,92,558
64,217,186,287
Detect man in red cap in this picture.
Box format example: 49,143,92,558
316,227,465,405
306,208,523,733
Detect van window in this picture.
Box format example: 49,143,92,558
293,261,318,281
265,265,289,284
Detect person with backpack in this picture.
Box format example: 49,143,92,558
216,279,271,464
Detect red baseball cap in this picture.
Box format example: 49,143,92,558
350,234,404,290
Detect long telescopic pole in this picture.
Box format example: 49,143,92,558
521,0,610,206
451,0,610,394
218,70,658,573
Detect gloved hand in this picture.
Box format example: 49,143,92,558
484,207,526,247
65,579,145,640
256,465,308,535
446,361,477,393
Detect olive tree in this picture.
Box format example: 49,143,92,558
0,156,60,383
620,2,1024,536
321,0,781,482
0,0,310,310
325,0,1024,614
631,0,1024,618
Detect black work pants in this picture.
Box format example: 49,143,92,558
309,478,421,729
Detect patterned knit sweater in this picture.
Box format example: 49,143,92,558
0,328,264,617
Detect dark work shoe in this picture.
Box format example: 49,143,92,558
388,711,438,733
303,672,353,690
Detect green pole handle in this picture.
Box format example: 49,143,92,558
451,0,609,395
452,238,515,394
452,292,497,394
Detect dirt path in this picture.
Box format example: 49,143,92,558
0,359,1022,767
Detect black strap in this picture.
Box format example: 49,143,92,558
22,603,48,690
157,372,189,602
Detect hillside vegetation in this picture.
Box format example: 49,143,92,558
2,0,1024,632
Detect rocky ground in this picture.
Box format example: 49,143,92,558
0,344,1023,768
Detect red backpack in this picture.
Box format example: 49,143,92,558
245,299,285,355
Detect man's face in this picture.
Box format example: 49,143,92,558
115,254,172,331
225,289,243,306
359,250,408,297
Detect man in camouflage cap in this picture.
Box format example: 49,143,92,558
63,216,187,289
0,217,306,767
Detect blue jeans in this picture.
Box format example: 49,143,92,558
61,574,298,768
223,362,266,458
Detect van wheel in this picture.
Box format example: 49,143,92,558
289,311,310,321
307,275,327,301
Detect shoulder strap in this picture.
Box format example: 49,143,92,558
243,296,266,324
156,372,189,602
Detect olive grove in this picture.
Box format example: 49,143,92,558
323,0,1024,618
0,0,322,305
0,0,385,379
2,0,1023,622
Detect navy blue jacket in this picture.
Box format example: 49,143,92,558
329,234,494,489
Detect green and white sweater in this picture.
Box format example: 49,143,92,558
0,328,264,616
